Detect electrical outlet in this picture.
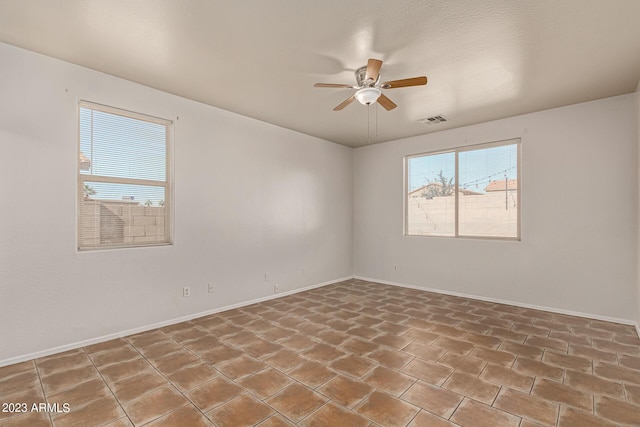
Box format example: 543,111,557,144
273,284,280,293
208,283,215,293
393,264,398,271
264,273,269,282
183,286,191,297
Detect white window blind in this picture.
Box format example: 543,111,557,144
78,102,172,250
406,139,520,240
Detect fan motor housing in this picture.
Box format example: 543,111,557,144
355,65,380,87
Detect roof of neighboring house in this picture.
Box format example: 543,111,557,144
485,179,518,192
408,183,483,197
79,151,91,171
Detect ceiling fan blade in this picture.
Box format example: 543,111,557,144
383,76,428,88
314,83,354,88
377,94,397,111
334,95,355,111
365,59,383,81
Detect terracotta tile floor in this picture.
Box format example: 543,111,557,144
1,279,640,426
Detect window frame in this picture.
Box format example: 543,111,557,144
404,138,521,241
77,100,173,251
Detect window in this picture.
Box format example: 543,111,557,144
405,139,520,239
78,101,172,250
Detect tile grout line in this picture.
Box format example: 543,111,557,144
82,346,134,427
117,332,207,426
156,327,277,424
32,359,54,427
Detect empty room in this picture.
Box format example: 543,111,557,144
2,1,640,426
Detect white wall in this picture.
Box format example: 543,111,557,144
0,43,353,364
354,94,638,321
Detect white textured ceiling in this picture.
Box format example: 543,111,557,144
1,0,639,147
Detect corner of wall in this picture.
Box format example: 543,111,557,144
636,85,640,327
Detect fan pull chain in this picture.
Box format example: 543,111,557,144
375,102,378,142
367,104,371,144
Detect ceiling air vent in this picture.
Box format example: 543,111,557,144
418,115,447,125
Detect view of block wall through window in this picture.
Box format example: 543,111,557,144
78,101,172,250
406,139,520,239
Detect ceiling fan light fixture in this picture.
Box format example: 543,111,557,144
314,58,426,112
355,87,381,105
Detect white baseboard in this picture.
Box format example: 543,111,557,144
354,276,636,327
0,276,353,368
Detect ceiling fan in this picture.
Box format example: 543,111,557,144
314,58,427,111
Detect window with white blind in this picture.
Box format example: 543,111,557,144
78,101,172,250
405,139,520,240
